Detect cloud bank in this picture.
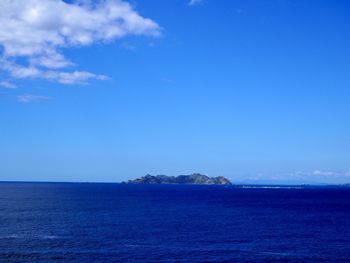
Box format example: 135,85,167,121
0,0,160,84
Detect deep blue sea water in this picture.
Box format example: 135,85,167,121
1,183,350,262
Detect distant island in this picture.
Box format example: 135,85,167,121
127,173,232,185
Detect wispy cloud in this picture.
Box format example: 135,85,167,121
17,94,50,103
0,0,161,85
312,170,343,177
1,59,109,85
288,170,350,178
288,169,350,181
0,80,17,89
120,42,137,52
188,0,203,6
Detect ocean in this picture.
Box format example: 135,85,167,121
1,183,350,262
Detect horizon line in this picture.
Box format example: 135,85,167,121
0,180,348,186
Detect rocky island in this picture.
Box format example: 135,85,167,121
127,173,232,185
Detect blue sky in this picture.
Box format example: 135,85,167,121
0,0,350,183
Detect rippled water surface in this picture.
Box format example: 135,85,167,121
1,183,350,262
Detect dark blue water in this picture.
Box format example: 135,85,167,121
1,183,350,262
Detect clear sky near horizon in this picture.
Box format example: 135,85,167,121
0,0,349,183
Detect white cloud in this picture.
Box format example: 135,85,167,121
0,80,17,89
188,0,203,6
1,59,108,84
17,94,50,103
54,70,110,84
29,52,73,69
0,0,160,84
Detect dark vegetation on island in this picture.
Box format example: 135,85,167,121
127,173,232,185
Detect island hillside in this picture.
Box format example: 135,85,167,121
127,173,231,185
